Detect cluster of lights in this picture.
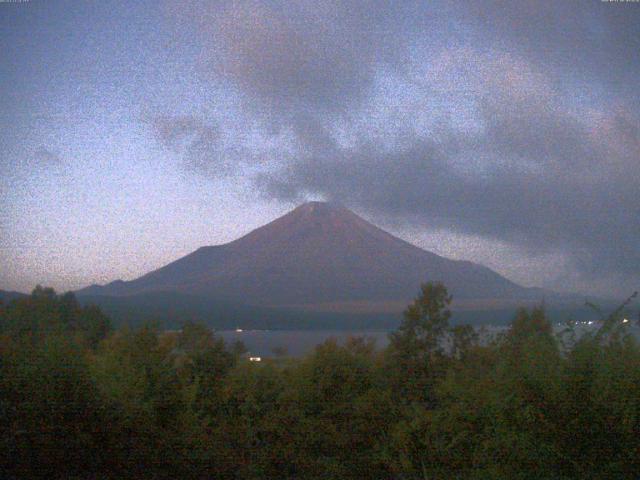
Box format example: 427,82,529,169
571,318,633,326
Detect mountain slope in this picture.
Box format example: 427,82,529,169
78,202,547,311
0,290,28,304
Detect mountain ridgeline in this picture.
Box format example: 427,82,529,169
77,202,576,328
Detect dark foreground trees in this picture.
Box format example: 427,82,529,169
1,284,639,479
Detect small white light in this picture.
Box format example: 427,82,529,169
623,318,629,323
249,356,261,362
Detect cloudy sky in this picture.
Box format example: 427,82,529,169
1,0,639,297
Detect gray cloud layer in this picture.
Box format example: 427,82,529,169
159,0,640,294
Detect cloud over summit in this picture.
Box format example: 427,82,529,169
157,0,640,295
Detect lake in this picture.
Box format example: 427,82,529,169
218,322,639,358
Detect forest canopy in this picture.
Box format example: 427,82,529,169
1,284,639,479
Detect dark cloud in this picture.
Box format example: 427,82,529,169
163,0,640,293
458,1,640,100
257,52,640,281
180,0,426,115
150,114,249,176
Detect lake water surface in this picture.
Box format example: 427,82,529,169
219,322,639,358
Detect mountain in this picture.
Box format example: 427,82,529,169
0,289,28,304
78,202,564,323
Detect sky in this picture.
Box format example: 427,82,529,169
1,0,639,297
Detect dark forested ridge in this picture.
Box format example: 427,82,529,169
0,289,27,303
76,290,402,330
76,290,606,331
1,284,639,479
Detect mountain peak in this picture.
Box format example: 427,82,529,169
230,200,368,250
293,201,348,215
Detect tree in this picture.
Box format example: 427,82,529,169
450,324,479,361
0,288,112,349
273,338,393,479
387,282,453,404
390,282,452,357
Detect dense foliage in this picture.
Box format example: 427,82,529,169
1,284,638,479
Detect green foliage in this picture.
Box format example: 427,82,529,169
0,286,112,348
283,337,393,479
1,284,639,479
387,282,458,407
0,333,111,479
390,282,452,357
558,331,640,479
451,323,479,360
